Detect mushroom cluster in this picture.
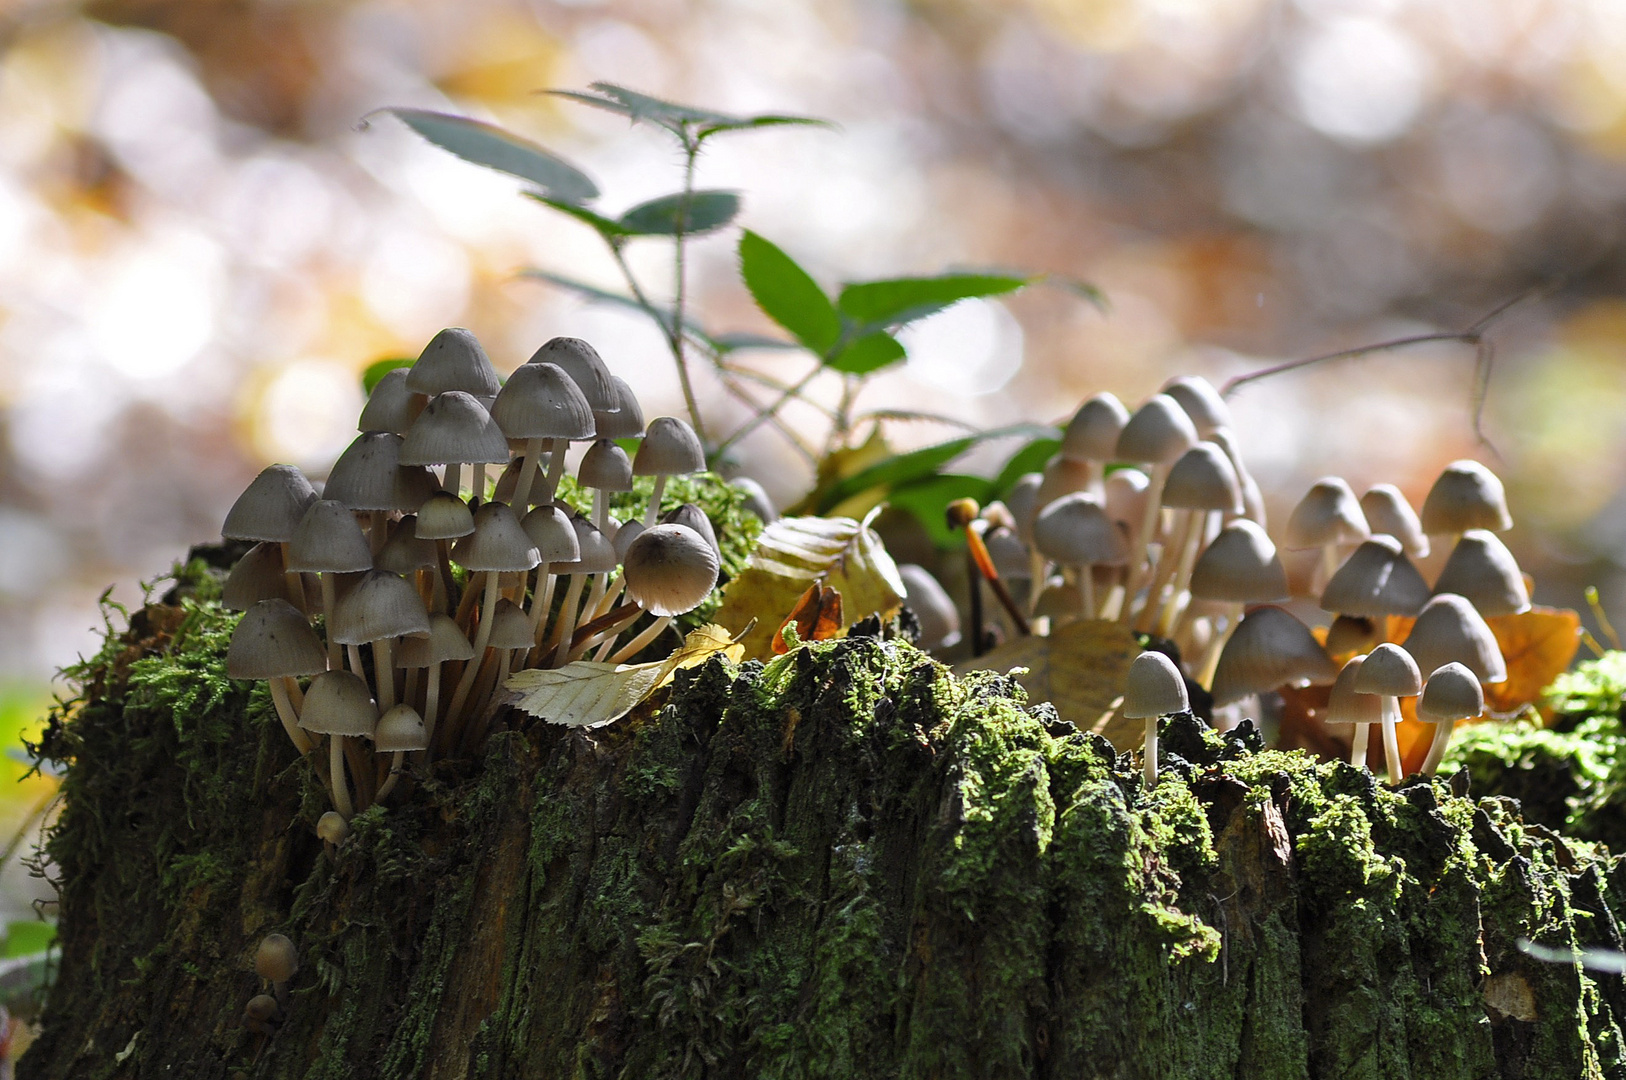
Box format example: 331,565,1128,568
223,329,727,819
908,377,1529,784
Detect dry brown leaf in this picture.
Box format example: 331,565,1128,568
772,583,844,654
1484,606,1582,716
953,619,1142,749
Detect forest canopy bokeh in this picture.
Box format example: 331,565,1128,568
3,0,1626,929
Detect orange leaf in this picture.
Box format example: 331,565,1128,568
1483,606,1581,715
772,583,846,654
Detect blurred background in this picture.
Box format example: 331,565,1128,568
1,0,1626,916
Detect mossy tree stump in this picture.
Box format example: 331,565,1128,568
21,590,1626,1079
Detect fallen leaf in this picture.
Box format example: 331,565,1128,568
954,619,1141,748
713,508,905,661
773,583,844,654
508,624,743,728
1484,606,1582,716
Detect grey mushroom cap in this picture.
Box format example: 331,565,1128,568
1161,442,1242,513
1283,477,1369,549
623,524,721,617
1033,493,1128,567
730,477,776,524
634,416,706,476
297,670,379,737
1323,655,1384,726
1417,662,1485,724
1324,614,1381,657
373,704,430,752
528,337,617,412
569,515,619,574
1122,650,1189,719
579,439,634,492
1353,642,1422,697
594,376,646,440
1114,394,1198,466
1360,484,1429,558
1103,468,1150,531
660,503,720,558
1432,530,1530,617
490,361,595,441
612,518,646,561
395,613,476,667
358,367,417,434
254,934,299,982
324,432,418,512
1006,473,1043,543
1210,605,1338,707
1402,593,1507,685
1059,393,1129,462
1420,459,1512,535
223,542,289,612
898,564,961,650
1035,456,1093,510
1161,375,1232,438
286,500,372,574
451,502,541,572
415,491,475,540
984,525,1031,581
487,598,536,650
1319,535,1431,617
228,599,328,679
330,569,432,645
405,327,500,398
1189,520,1289,602
522,504,581,563
376,516,436,574
223,464,318,543
399,391,510,467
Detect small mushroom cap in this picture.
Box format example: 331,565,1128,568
1417,662,1484,724
286,500,373,574
222,542,288,612
223,464,318,542
579,438,634,492
1432,530,1530,617
1210,605,1338,706
1114,394,1198,466
245,994,280,1024
1402,593,1507,684
228,599,328,679
660,503,720,558
1059,393,1129,462
1161,375,1232,438
405,327,500,398
523,504,581,563
1324,614,1381,657
594,376,646,440
898,564,962,649
623,523,721,617
984,525,1031,581
1205,428,1259,522
297,670,379,737
316,810,349,844
451,502,541,572
1352,642,1422,697
415,491,475,540
254,934,299,982
1190,520,1288,602
1122,650,1189,719
357,367,416,434
490,361,595,441
1103,468,1150,531
1323,654,1384,726
1283,477,1369,549
373,703,430,752
396,613,476,667
330,569,431,644
1033,578,1080,624
1005,473,1043,543
400,391,510,467
528,336,617,412
730,476,776,524
376,516,436,574
1360,484,1429,558
324,432,418,512
633,416,706,476
1033,493,1128,567
1035,456,1094,510
1319,535,1431,617
486,598,535,650
1161,442,1242,513
569,515,620,574
1420,460,1512,535
611,518,646,561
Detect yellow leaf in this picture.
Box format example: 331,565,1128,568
1484,606,1582,716
508,624,741,728
712,510,905,661
953,619,1142,749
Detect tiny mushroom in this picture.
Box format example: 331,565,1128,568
1324,654,1384,769
1419,460,1512,539
1360,484,1429,559
1186,518,1289,686
1113,394,1198,624
297,670,379,818
1161,375,1232,438
1143,441,1241,634
357,366,418,434
329,568,432,711
399,390,509,503
1122,650,1189,786
1402,593,1508,686
1432,530,1531,617
1032,493,1126,620
254,933,299,1011
634,416,706,527
613,523,721,662
445,502,540,728
1058,392,1129,498
223,463,318,609
1319,535,1431,620
395,612,475,749
1351,642,1422,784
1209,605,1337,707
372,704,430,802
316,810,349,847
1417,662,1484,776
1283,477,1369,590
898,564,962,651
286,499,374,669
222,542,292,612
490,360,595,511
404,327,501,400
244,993,280,1034
226,598,326,755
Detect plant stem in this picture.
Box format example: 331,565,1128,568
608,241,706,444
713,360,823,460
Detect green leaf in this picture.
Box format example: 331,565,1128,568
362,358,414,395
710,332,798,353
3,920,53,959
551,83,828,141
814,423,1056,513
526,193,630,240
738,231,841,354
887,474,997,548
619,190,741,236
520,269,712,345
992,436,1062,496
838,273,1032,328
826,331,906,375
381,108,599,203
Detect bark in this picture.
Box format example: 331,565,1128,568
21,589,1626,1079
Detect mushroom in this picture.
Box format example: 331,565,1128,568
731,476,776,523
1283,477,1369,592
1417,662,1484,776
520,504,581,660
1206,428,1265,527
1360,484,1429,559
375,514,437,609
399,390,509,503
490,360,595,511
528,336,619,414
1324,615,1381,658
1352,642,1421,784
254,934,299,1011
1432,530,1531,617
1032,493,1126,620
297,670,379,818
1401,593,1507,686
1058,392,1128,499
1319,535,1431,620
465,599,536,737
395,612,476,751
612,523,721,662
243,994,280,1035
1419,459,1512,540
444,502,540,730
594,375,646,440
324,431,437,552
898,564,962,651
1209,605,1337,707
1186,519,1289,685
414,491,474,613
1113,394,1198,625
222,463,318,609
285,500,373,669
1123,650,1189,786
372,704,429,802
222,542,292,612
316,810,349,847
1142,441,1241,634
579,438,634,533
357,366,418,434
329,569,431,712
1034,456,1095,514
1324,654,1384,769
546,515,618,667
404,327,501,400
634,417,706,527
226,598,325,755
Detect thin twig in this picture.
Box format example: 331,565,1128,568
668,130,707,442
717,376,820,466
714,360,825,459
853,409,982,431
719,364,841,420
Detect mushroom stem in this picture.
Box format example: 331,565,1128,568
592,573,628,621
329,735,354,819
511,437,550,511
524,563,555,667
538,445,568,506
443,461,462,499
267,678,315,755
585,606,645,662
1380,696,1405,783
1319,542,1341,594
643,474,670,528
347,644,366,679
373,751,407,803
373,637,395,711
1421,722,1455,776
1144,715,1159,786
1155,510,1210,638
471,462,487,504
1196,602,1243,689
320,572,340,669
549,573,589,668
462,650,513,755
1350,722,1371,768
593,488,610,533
433,540,455,614
1122,462,1170,625
421,663,443,750
1078,563,1096,621
609,614,673,664
1138,509,1193,633
445,571,501,726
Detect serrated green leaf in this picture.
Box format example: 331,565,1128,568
887,474,998,548
738,231,841,354
526,193,630,239
993,436,1063,495
362,358,414,395
383,108,599,203
838,273,1032,328
814,424,1057,513
619,190,740,236
826,331,906,375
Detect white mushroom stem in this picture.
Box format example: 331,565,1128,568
1121,462,1170,625
1319,542,1341,594
1076,563,1095,621
471,462,488,503
446,570,502,724
511,438,550,511
1421,722,1455,776
466,649,514,749
550,573,590,668
373,638,395,711
593,489,611,533
442,461,462,499
586,606,645,662
592,573,627,620
267,679,315,755
1138,509,1194,633
320,573,340,669
1144,716,1159,786
584,573,609,625
347,644,365,679
1156,510,1212,638
1196,602,1243,689
279,542,305,613
609,615,674,664
524,564,555,666
1027,551,1047,616
329,735,355,819
1350,722,1371,768
374,751,407,803
644,474,671,528
421,663,443,752
538,445,569,505
1379,696,1405,783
